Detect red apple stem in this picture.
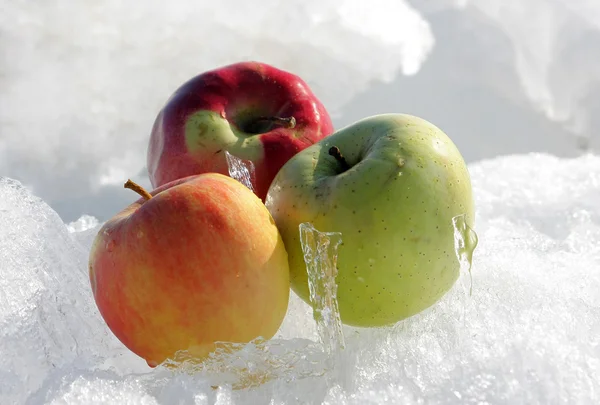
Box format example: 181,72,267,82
124,179,153,201
328,146,350,171
247,116,296,133
261,116,296,128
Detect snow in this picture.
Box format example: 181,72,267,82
1,152,599,404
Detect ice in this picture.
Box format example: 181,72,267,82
2,0,599,402
460,0,600,137
299,223,345,356
0,177,146,405
1,152,599,404
407,0,600,153
225,152,257,193
451,214,479,295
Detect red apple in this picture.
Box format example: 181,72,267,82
88,173,290,367
147,61,334,201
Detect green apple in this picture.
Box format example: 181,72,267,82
265,113,475,327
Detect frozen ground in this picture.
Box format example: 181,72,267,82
1,152,599,404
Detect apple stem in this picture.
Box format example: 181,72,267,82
246,116,296,133
124,179,153,201
328,146,350,171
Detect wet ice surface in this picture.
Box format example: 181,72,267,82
225,152,257,193
1,152,600,404
299,223,346,357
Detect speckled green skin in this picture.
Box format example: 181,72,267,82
265,114,475,327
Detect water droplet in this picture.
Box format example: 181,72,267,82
106,240,116,252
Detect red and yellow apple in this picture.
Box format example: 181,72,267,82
147,61,334,201
88,173,290,367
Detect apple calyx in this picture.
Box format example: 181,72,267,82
328,146,351,171
124,179,153,201
243,116,296,134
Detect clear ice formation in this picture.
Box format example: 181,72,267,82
225,152,257,192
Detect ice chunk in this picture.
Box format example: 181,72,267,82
160,337,329,391
298,222,347,386
427,0,600,147
225,151,257,193
475,0,600,134
0,178,144,404
299,223,345,354
452,214,479,296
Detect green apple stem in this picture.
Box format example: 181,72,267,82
245,116,296,133
124,179,153,201
328,146,350,171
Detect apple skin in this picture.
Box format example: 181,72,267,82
88,173,290,367
265,113,475,327
147,61,334,201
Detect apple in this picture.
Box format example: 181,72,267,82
88,173,290,367
265,113,475,327
147,61,334,201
